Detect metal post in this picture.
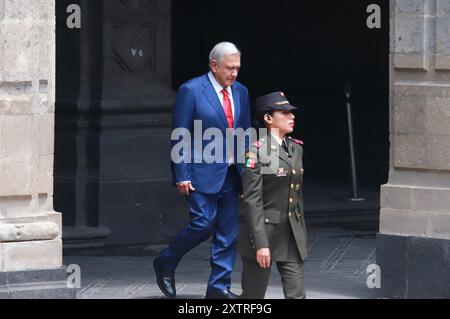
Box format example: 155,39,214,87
344,82,365,202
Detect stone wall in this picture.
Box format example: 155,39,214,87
381,0,450,238
377,0,450,298
0,0,62,272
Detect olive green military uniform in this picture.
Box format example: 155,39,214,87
238,134,308,299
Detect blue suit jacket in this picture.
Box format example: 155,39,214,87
171,73,252,194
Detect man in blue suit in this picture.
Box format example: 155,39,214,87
153,42,251,299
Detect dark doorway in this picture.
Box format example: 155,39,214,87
54,0,388,247
172,0,389,188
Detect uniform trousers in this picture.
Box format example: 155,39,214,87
240,255,305,299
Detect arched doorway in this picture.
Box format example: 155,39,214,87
54,0,389,247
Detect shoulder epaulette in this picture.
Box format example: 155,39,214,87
288,136,304,145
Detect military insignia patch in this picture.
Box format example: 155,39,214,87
276,167,287,177
288,136,304,145
245,151,257,168
252,140,263,148
245,152,257,159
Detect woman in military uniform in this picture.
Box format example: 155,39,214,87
238,92,307,299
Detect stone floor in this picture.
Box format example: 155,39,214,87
64,217,379,299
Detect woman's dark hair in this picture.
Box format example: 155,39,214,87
257,111,275,128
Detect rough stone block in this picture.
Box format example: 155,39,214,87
395,0,428,15
435,55,450,70
393,54,428,70
0,157,32,196
393,95,450,136
34,154,53,194
394,82,450,98
39,79,49,94
0,222,59,243
412,187,450,213
0,239,62,272
0,54,3,76
34,113,54,156
380,208,429,237
0,96,33,115
0,118,3,158
0,0,4,21
39,27,51,74
393,133,450,171
380,184,412,210
38,0,54,21
0,115,33,157
38,193,52,212
0,80,33,96
394,15,427,54
0,23,34,73
436,0,450,55
0,195,32,218
423,97,450,134
437,0,450,14
429,212,450,239
388,169,450,189
1,212,62,239
3,0,34,20
393,95,426,134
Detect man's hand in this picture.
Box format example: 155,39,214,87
256,248,271,269
176,182,196,196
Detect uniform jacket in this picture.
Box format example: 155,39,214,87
237,134,308,262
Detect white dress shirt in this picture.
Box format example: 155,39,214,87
209,71,236,165
208,72,235,117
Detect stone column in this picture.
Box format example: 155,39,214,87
0,0,74,298
54,0,111,248
97,0,184,245
54,0,187,246
377,0,450,298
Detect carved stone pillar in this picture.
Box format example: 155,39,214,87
0,0,75,298
55,0,187,247
377,0,450,298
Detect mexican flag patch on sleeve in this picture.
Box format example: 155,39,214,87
245,158,256,168
245,152,257,168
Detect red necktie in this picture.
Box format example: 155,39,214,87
221,89,234,128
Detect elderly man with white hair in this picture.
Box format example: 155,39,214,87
153,42,251,299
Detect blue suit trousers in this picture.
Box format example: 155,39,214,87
159,166,240,292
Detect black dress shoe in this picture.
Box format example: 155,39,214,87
205,288,238,299
153,258,176,298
